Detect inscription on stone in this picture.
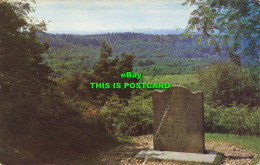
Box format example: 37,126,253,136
153,85,204,153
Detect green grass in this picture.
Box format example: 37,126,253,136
205,133,260,165
116,136,134,143
142,74,197,86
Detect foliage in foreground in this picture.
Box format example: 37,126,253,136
99,93,152,136
204,104,260,135
183,0,259,61
0,0,55,114
0,1,115,164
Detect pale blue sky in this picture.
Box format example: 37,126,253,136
31,0,196,34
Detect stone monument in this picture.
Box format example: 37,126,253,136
152,85,204,153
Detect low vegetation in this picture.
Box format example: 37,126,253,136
100,93,152,136
204,104,260,135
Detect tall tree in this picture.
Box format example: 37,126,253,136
0,0,53,110
86,40,137,104
183,0,260,64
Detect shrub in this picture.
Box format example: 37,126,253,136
100,94,152,136
204,104,260,135
99,94,125,133
197,62,258,106
116,96,152,136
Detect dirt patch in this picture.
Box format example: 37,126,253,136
99,134,258,165
206,140,258,165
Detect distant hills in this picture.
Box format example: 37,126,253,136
48,29,185,35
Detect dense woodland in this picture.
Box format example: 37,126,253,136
41,32,228,77
41,32,259,77
0,0,259,164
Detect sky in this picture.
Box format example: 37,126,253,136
31,0,196,34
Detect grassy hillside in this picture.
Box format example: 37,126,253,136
143,74,197,86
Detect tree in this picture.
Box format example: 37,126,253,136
197,62,258,106
116,52,138,99
183,0,260,64
0,0,54,111
86,40,137,104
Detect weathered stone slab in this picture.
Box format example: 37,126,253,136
136,149,217,163
153,85,204,153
